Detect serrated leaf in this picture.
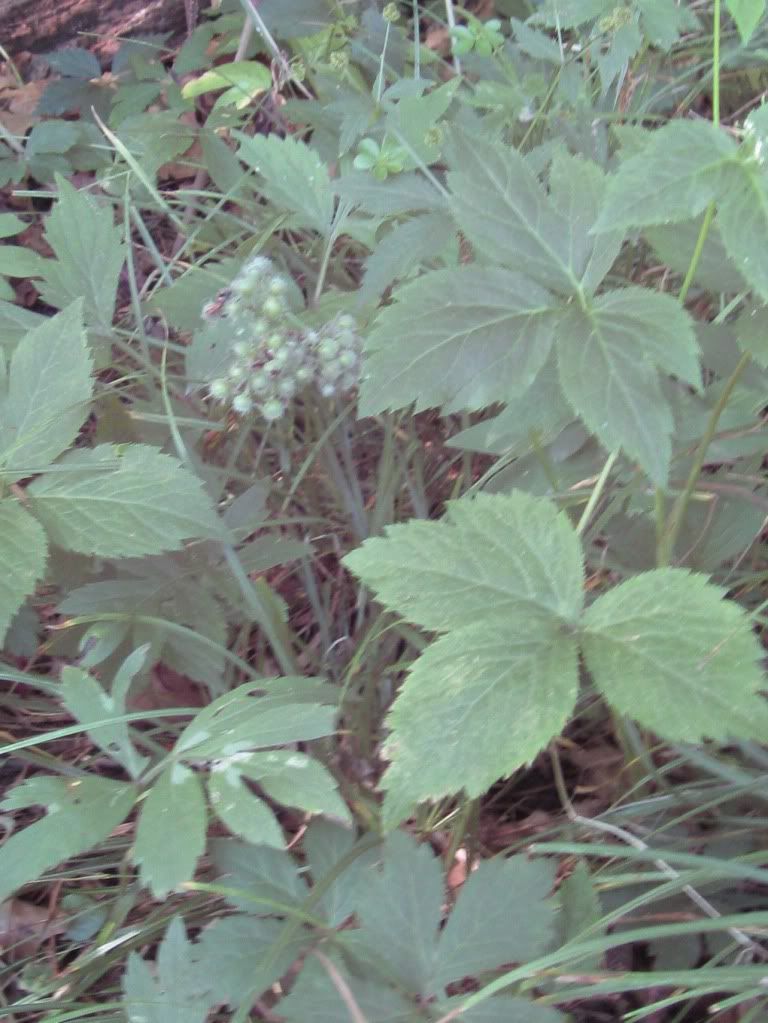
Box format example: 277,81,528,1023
303,820,382,927
645,217,748,294
594,122,738,233
582,569,768,743
208,765,285,847
278,959,418,1023
727,0,766,43
60,664,147,778
334,171,446,215
381,620,579,821
556,288,700,485
37,177,125,331
238,750,351,825
192,915,308,1006
26,444,221,557
0,776,136,903
735,302,768,366
0,501,47,648
354,832,443,993
716,156,768,302
435,856,556,989
133,764,207,898
233,131,333,234
175,678,338,760
210,837,306,912
124,917,214,1023
358,212,456,306
46,48,102,79
448,128,585,294
360,266,559,416
344,493,584,819
559,860,603,969
0,300,93,479
0,246,46,277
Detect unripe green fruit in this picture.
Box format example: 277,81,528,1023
232,392,254,415
262,398,284,421
254,318,269,336
228,363,246,382
268,276,287,295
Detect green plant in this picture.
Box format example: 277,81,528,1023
3,0,768,1020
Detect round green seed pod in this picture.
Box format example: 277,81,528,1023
261,398,284,421
232,392,254,415
208,378,230,400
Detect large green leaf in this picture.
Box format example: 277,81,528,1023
0,776,136,902
0,500,47,647
448,129,605,295
594,121,738,233
360,266,559,416
37,177,125,331
233,131,334,234
278,959,418,1023
26,444,221,556
555,288,700,485
124,917,214,1023
434,856,556,989
344,492,584,822
133,763,208,898
582,569,768,742
0,300,92,480
716,153,768,303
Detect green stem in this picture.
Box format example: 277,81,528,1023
657,352,750,566
575,449,619,537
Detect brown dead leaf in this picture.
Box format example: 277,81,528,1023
0,900,65,958
127,662,207,714
0,79,46,136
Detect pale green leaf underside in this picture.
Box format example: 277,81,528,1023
0,500,47,647
37,177,125,331
134,764,207,897
0,776,136,903
27,444,221,557
0,300,92,480
344,491,585,631
582,569,768,742
359,266,559,416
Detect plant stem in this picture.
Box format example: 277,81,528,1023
575,449,619,537
657,351,751,566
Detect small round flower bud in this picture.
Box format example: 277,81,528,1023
268,276,287,295
208,378,229,400
339,349,358,369
383,3,400,23
262,295,284,319
232,392,254,415
250,372,269,392
318,338,339,360
228,363,246,382
295,365,314,384
278,378,296,399
261,398,284,421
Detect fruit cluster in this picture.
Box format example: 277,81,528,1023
204,256,363,422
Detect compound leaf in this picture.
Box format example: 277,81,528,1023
238,750,351,825
133,764,207,898
37,177,125,332
360,266,560,416
582,569,768,742
0,500,47,647
26,444,221,557
0,776,136,903
344,492,584,822
0,300,92,480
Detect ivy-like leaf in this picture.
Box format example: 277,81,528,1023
0,776,136,903
233,131,334,234
360,266,560,416
344,492,584,822
0,500,47,647
0,300,92,480
37,177,125,332
124,917,214,1023
26,444,221,557
594,121,738,233
133,763,207,898
582,569,768,742
555,288,700,485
